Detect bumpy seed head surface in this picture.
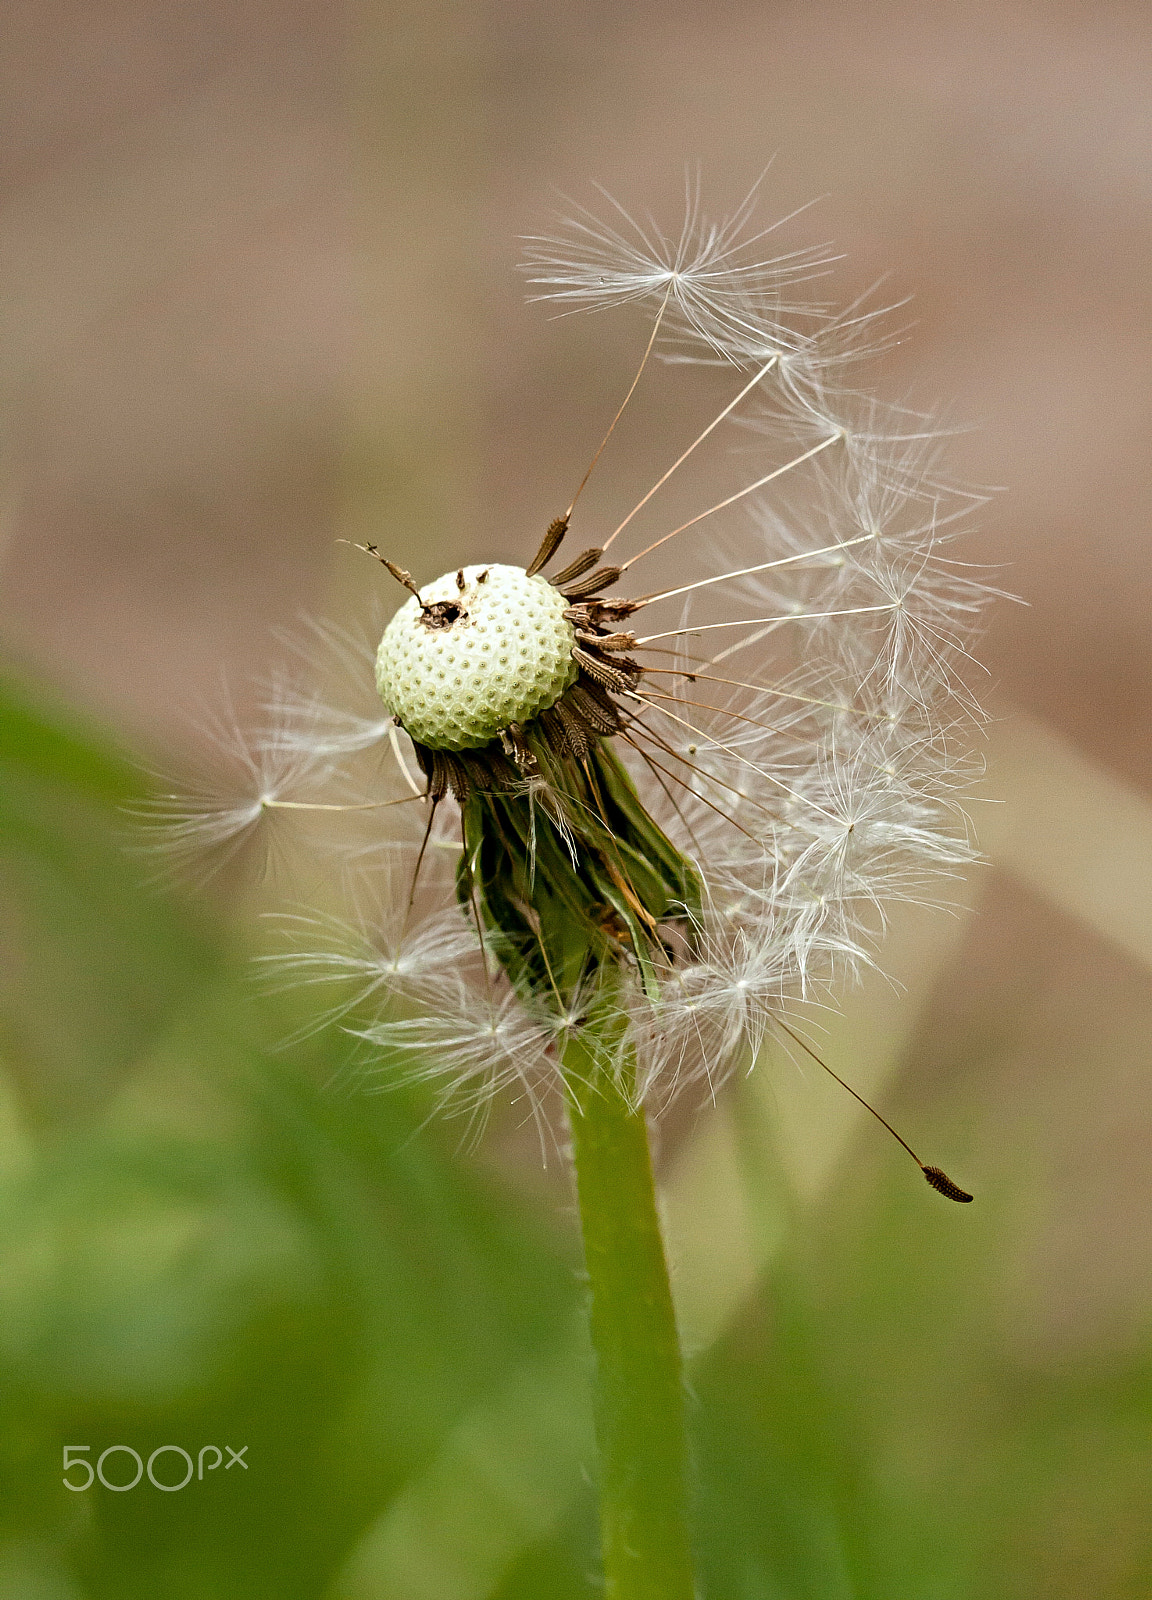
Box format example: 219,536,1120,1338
375,564,580,751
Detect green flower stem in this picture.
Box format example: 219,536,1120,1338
563,1019,696,1600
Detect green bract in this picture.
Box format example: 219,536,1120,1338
375,564,579,751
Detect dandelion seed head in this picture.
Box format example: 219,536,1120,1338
143,175,998,1132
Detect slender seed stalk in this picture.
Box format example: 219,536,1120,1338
563,1017,696,1600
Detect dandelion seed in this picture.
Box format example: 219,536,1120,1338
130,698,342,882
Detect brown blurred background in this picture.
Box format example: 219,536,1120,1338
2,0,1151,1400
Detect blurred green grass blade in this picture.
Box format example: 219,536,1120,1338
0,671,140,805
0,670,218,1117
330,1332,594,1600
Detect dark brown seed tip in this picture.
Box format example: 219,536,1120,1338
381,559,423,601
922,1165,974,1203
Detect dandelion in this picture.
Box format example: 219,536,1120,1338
151,178,993,1599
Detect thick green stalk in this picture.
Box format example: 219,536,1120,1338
563,1021,696,1600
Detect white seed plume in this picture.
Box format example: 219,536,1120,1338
151,180,993,1127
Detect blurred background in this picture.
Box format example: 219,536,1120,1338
1,1,1150,1596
